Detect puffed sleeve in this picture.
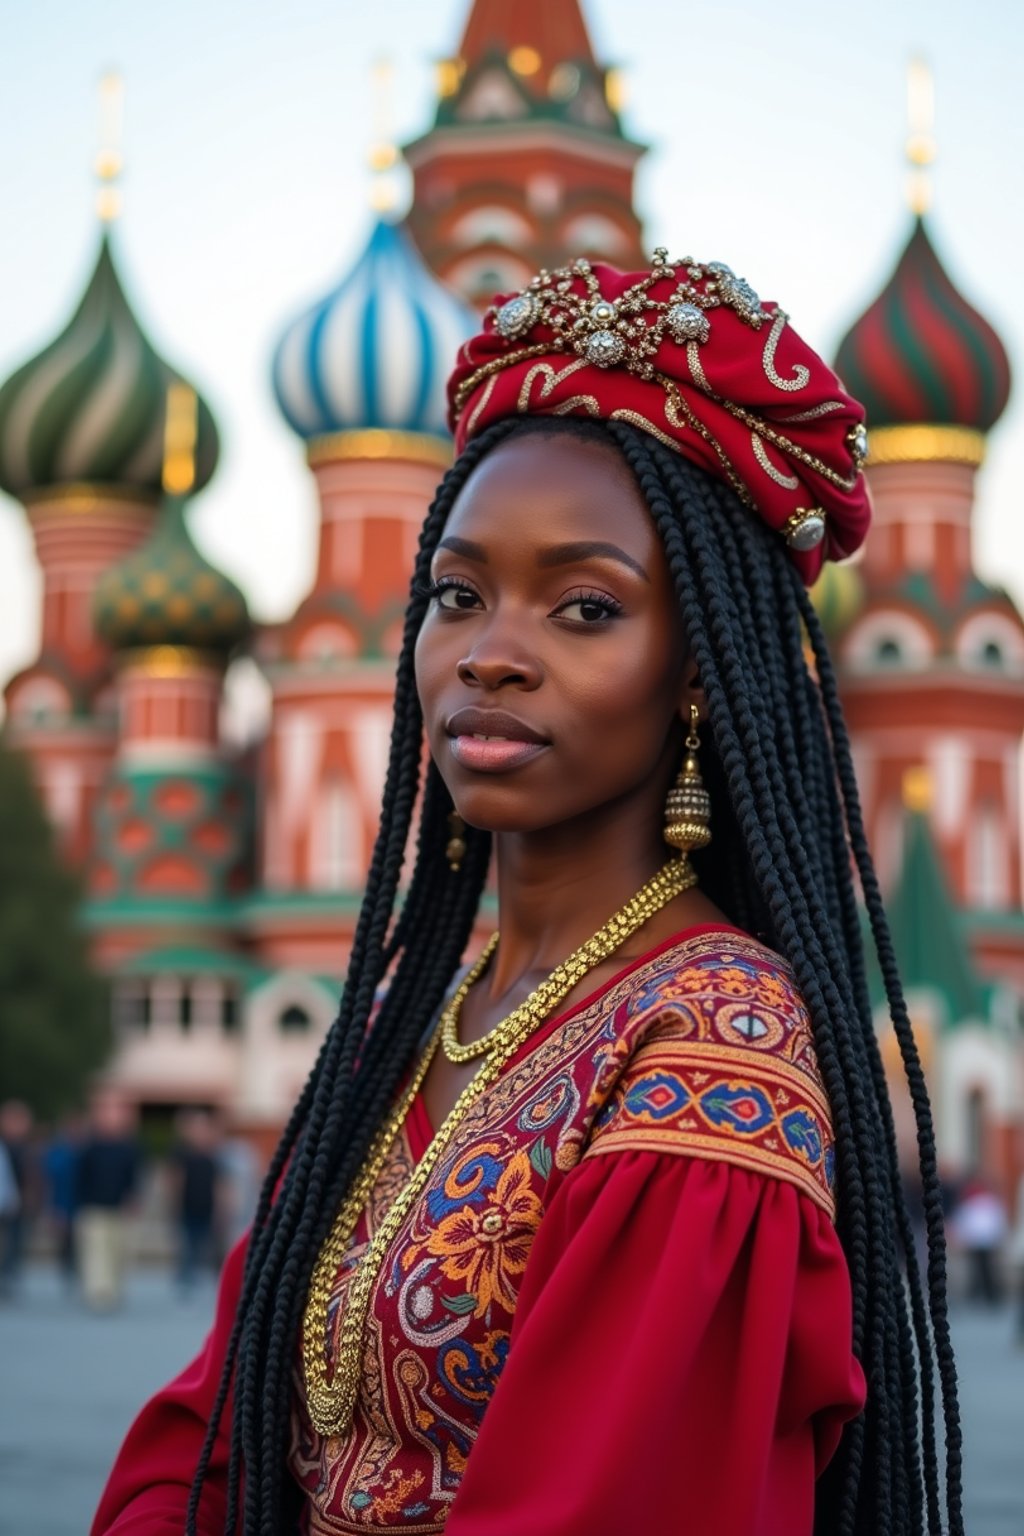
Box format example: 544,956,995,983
445,1150,865,1536
90,1233,248,1535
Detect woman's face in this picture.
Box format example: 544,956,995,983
414,430,697,839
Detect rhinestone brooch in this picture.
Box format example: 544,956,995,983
847,422,869,469
495,293,541,340
586,329,627,366
666,302,710,344
707,263,764,329
784,507,827,550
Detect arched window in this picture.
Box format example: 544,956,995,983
279,1004,311,1033
843,611,934,673
969,802,1007,910
965,1086,987,1172
956,611,1024,672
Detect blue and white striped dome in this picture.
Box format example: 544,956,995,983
272,219,476,442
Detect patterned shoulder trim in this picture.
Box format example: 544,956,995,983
620,929,826,1097
584,1038,835,1218
584,930,836,1219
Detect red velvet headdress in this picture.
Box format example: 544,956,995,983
447,250,871,583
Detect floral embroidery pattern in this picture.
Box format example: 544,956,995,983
424,1151,543,1317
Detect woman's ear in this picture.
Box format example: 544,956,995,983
677,658,706,726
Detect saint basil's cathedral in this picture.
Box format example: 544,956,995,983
1,1,1021,1190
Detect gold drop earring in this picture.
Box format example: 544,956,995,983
446,810,467,873
663,703,712,855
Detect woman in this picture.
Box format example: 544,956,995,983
93,251,961,1535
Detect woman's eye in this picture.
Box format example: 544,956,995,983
556,591,622,624
432,580,480,611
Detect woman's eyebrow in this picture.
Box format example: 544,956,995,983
436,536,649,583
535,541,650,582
437,536,488,561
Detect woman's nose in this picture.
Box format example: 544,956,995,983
456,620,542,692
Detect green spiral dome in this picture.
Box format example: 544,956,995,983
0,234,219,498
94,496,249,655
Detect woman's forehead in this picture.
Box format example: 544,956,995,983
444,431,656,551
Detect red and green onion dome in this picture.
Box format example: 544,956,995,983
93,495,249,658
0,234,219,499
834,217,1011,463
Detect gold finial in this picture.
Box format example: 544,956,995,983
436,58,465,99
368,56,399,213
95,71,124,223
162,384,198,496
905,56,935,217
605,67,627,114
902,764,933,814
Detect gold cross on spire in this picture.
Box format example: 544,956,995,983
905,57,936,217
368,55,400,213
95,71,124,224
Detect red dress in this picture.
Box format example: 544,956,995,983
92,925,866,1535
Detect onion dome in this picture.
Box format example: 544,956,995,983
834,218,1011,437
93,496,248,656
0,234,219,499
272,218,476,441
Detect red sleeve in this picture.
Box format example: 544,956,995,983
445,1151,866,1536
90,1234,248,1536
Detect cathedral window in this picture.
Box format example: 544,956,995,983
279,1004,312,1033
451,206,533,246
956,611,1024,673
221,991,239,1032
843,611,934,672
969,802,1008,910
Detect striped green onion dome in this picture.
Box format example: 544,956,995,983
834,217,1011,432
0,234,219,498
94,496,248,655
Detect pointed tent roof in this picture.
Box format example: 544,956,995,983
880,806,987,1023
428,0,634,141
458,0,597,72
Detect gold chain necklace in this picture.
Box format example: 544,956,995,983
302,855,696,1439
441,859,696,1064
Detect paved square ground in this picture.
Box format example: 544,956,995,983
1,1265,1021,1533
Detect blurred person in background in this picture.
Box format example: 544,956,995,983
169,1110,223,1293
75,1091,141,1311
217,1131,261,1256
0,1099,35,1297
43,1112,83,1285
1008,1169,1024,1342
0,1134,20,1298
952,1170,1008,1305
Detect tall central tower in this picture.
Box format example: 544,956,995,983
404,0,646,305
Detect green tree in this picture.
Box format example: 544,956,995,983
0,740,110,1118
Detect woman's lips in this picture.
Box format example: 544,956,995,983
448,735,549,772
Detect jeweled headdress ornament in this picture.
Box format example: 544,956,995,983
447,250,871,582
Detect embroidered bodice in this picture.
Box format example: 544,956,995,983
288,927,836,1534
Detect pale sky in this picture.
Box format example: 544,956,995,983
2,0,1022,725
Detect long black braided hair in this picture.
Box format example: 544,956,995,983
187,415,961,1536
